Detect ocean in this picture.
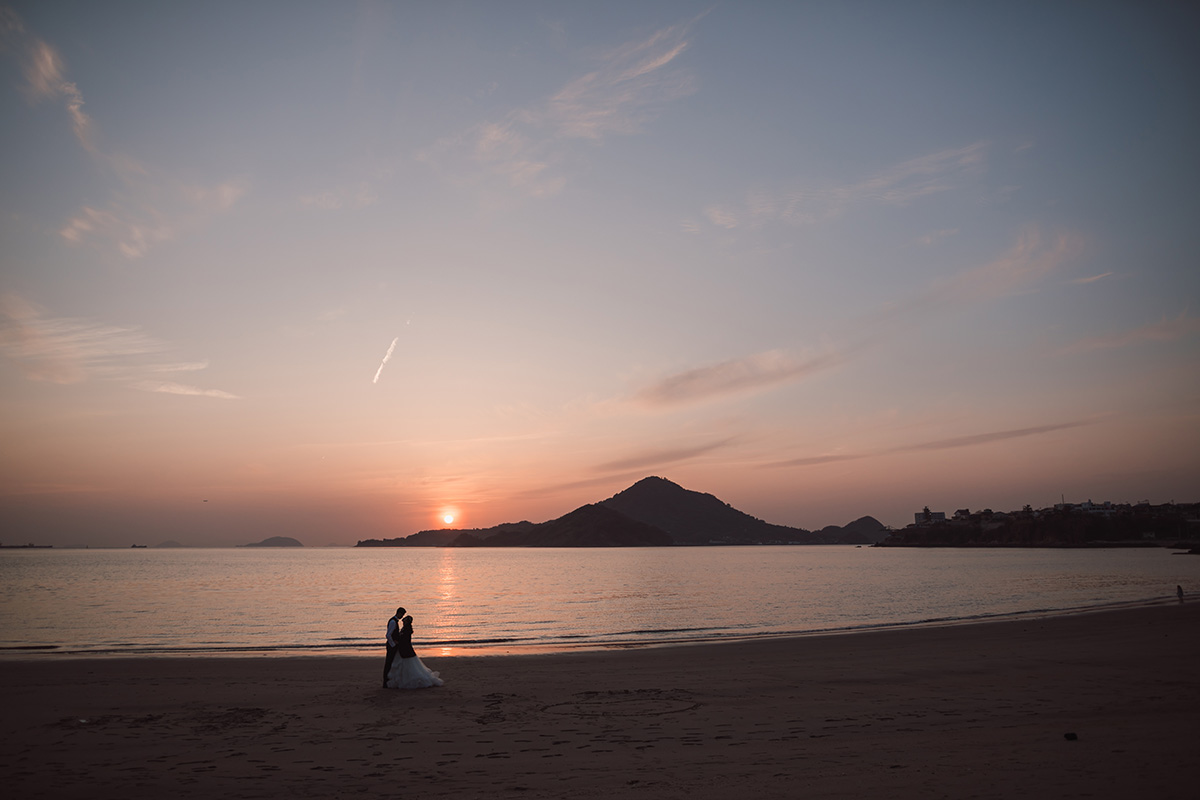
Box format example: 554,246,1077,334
1,546,1195,658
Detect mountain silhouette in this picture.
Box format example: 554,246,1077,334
600,476,818,545
449,504,671,547
355,476,884,547
837,516,889,544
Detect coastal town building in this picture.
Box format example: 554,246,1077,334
914,507,947,525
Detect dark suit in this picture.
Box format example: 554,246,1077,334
382,615,401,686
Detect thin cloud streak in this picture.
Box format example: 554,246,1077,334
1070,271,1114,285
0,293,162,383
593,437,737,472
767,420,1093,468
932,228,1083,304
144,360,210,373
702,141,988,230
134,381,240,400
631,226,1080,411
635,349,844,408
0,293,235,396
892,421,1092,453
513,470,651,501
769,453,866,468
875,226,1083,326
1054,312,1200,356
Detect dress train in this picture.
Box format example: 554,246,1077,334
387,655,443,689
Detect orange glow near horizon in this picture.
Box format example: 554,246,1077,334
438,506,461,528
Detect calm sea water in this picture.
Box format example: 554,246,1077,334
1,546,1195,658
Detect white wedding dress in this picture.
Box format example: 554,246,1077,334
385,618,443,689
387,654,444,689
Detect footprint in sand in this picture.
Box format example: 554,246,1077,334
543,689,700,718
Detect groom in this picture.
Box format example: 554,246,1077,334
382,606,405,688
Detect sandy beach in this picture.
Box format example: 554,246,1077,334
3,603,1196,799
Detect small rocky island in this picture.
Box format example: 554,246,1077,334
240,536,304,548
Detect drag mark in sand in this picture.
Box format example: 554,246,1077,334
542,688,701,717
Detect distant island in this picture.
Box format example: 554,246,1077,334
356,476,888,548
240,536,304,548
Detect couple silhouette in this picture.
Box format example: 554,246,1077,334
382,607,444,689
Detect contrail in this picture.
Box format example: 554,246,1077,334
372,337,399,384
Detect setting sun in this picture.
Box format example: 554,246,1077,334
436,506,461,527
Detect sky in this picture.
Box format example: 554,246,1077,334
1,1,1197,547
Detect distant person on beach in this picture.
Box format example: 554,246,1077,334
385,613,444,689
382,607,405,688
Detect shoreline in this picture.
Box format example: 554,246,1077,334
1,594,1185,661
3,603,1196,798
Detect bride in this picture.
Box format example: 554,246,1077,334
386,615,444,689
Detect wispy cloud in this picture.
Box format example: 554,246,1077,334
144,360,210,373
133,381,240,400
0,293,160,383
871,226,1083,330
1054,311,1200,356
593,437,736,472
469,121,565,197
58,177,249,259
2,8,247,259
767,421,1092,468
700,141,988,231
58,205,174,260
1069,271,1113,285
631,226,1079,410
916,227,1082,307
914,228,959,247
531,19,697,141
635,349,845,408
1,7,94,151
0,293,236,397
513,470,652,501
893,421,1092,453
298,182,379,211
421,16,699,197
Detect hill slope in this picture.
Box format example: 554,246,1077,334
599,476,817,545
450,504,672,547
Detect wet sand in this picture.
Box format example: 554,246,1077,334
2,603,1196,799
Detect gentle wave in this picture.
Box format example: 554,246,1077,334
1,594,1176,659
3,547,1194,659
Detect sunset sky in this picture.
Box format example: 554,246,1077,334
2,2,1197,546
